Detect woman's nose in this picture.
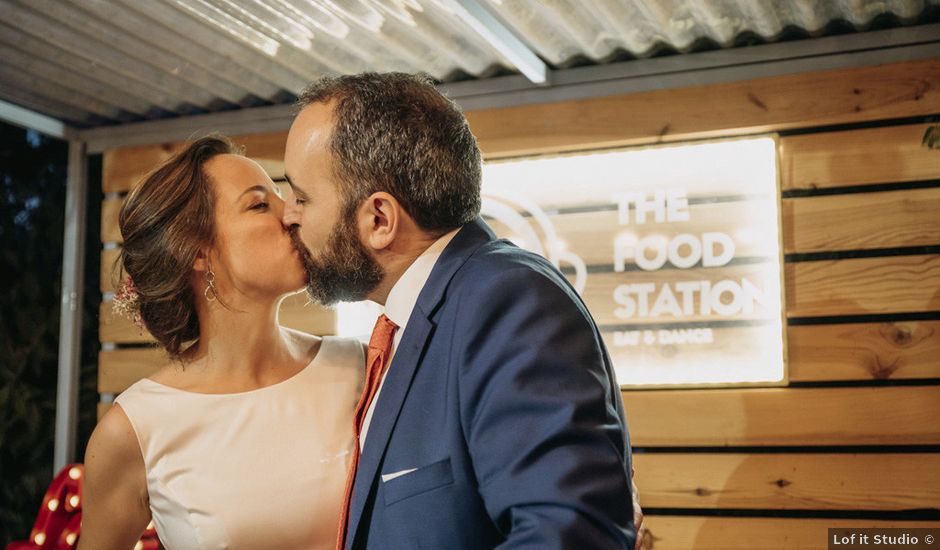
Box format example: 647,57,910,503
271,194,286,217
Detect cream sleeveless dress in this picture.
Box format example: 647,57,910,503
114,336,365,550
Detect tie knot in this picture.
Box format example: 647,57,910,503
369,314,398,353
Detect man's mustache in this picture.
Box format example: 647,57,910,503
288,226,314,266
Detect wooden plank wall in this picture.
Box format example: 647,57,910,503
97,59,940,548
620,122,940,548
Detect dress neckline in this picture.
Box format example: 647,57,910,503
140,336,330,397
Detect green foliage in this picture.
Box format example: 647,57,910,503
0,124,101,545
0,125,67,544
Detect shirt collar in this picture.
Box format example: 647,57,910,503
384,228,460,331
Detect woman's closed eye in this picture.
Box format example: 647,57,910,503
249,201,269,211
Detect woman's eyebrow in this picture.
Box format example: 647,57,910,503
237,184,270,200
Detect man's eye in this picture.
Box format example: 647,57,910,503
295,198,307,206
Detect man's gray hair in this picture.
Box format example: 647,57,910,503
297,72,482,233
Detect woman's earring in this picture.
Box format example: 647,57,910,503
205,263,218,302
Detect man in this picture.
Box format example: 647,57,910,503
283,72,641,549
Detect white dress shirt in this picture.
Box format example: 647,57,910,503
359,228,460,448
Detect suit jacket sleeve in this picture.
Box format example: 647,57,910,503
455,263,636,549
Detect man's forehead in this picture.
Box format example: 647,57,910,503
288,102,336,153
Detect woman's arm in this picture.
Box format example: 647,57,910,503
77,405,151,550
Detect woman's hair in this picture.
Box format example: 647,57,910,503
115,135,238,359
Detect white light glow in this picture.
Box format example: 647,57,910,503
482,137,785,387
175,0,281,56
336,300,384,343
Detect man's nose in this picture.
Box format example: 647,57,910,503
282,198,301,227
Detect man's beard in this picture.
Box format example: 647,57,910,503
289,215,384,307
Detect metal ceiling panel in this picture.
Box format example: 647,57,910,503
0,0,936,128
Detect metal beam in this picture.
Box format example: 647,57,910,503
445,42,940,112
451,0,549,84
74,23,940,153
0,98,68,139
80,103,298,153
53,139,87,473
439,23,940,99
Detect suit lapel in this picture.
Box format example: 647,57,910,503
345,218,495,549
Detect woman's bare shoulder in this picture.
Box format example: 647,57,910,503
85,405,145,477
80,406,150,549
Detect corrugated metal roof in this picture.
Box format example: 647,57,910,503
0,0,937,128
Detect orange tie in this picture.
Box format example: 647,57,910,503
337,314,398,550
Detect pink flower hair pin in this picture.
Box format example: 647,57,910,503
112,276,144,333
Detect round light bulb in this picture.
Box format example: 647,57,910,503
68,467,82,480
47,498,59,511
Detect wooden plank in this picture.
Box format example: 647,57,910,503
102,145,287,241
103,142,181,193
98,348,165,394
606,320,940,385
107,217,940,325
99,324,939,396
101,194,784,276
783,188,940,253
785,255,940,317
97,402,111,421
467,59,940,158
623,386,940,446
100,301,152,344
102,132,287,193
101,198,123,243
277,292,337,335
97,308,350,393
100,295,337,344
233,132,287,180
788,321,940,382
579,262,778,326
641,517,940,550
604,325,785,387
487,199,777,267
633,453,940,510
780,123,940,191
101,247,121,293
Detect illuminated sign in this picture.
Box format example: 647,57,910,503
481,137,786,387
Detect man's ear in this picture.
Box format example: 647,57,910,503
359,192,400,251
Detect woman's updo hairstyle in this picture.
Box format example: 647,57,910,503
115,135,239,359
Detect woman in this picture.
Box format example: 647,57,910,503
78,136,364,549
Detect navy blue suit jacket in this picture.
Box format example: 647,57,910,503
346,218,636,549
